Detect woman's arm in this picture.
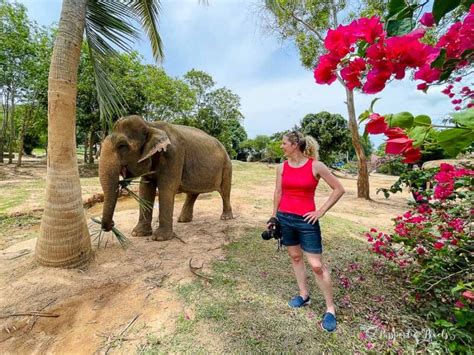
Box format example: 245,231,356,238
303,161,345,224
272,164,283,217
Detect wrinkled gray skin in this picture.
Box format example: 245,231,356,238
99,115,233,241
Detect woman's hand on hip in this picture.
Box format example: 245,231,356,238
303,210,324,224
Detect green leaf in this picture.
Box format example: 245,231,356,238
387,0,407,18
370,97,381,113
431,48,447,69
439,66,455,82
413,115,432,126
391,112,414,128
386,17,414,36
358,110,370,123
433,0,461,24
451,109,474,128
130,0,164,62
438,128,474,157
408,126,429,146
435,319,454,328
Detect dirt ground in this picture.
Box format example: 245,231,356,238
0,159,411,354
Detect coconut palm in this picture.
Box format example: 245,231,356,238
35,0,164,268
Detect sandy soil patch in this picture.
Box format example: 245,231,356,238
0,162,411,353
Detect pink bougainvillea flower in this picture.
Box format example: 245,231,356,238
434,182,454,200
402,147,422,163
462,290,474,301
420,12,434,27
417,82,428,91
324,24,357,57
414,64,441,84
363,67,391,94
359,331,367,340
341,57,367,90
385,137,413,155
365,113,388,134
355,16,384,43
384,127,406,139
433,241,445,250
416,244,427,255
313,53,340,84
455,300,465,308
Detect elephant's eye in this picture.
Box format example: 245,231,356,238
117,143,129,151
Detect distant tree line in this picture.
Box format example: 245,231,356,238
1,0,370,167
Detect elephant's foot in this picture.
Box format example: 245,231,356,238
177,213,193,223
152,228,175,241
220,211,234,220
131,223,153,237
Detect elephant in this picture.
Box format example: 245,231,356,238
98,115,233,241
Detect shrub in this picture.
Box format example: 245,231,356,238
366,163,474,352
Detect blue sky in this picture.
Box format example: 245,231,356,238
19,0,453,148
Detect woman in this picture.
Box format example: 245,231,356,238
271,131,345,332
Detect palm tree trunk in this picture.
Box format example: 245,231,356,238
345,88,370,199
35,0,91,268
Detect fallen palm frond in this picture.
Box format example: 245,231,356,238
117,171,156,214
90,217,132,248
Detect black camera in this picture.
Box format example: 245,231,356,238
262,217,282,240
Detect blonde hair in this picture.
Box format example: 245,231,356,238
284,131,320,160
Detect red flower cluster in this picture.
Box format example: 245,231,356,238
437,6,474,63
434,163,474,200
314,5,474,94
364,113,422,163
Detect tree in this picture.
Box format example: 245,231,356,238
299,111,352,165
264,0,385,199
35,0,164,268
141,65,196,122
0,1,32,164
183,69,215,113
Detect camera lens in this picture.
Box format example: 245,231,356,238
261,231,273,240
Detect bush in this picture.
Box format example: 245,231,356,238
376,158,406,176
366,163,474,352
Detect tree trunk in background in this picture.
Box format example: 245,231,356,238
0,88,9,164
35,0,91,268
345,88,370,199
8,88,15,164
16,107,29,167
84,135,88,163
88,129,94,164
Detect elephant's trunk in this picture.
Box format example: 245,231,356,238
99,137,121,231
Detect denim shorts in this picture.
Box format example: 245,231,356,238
277,211,323,254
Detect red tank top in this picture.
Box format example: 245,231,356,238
279,158,319,216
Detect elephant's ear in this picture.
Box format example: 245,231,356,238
138,128,171,163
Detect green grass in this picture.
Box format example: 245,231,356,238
137,216,429,353
0,183,38,213
31,147,46,156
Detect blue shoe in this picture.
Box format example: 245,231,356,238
288,295,311,308
320,312,337,332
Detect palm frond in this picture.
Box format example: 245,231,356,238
129,0,164,62
265,0,283,16
122,186,154,214
85,0,142,128
90,217,132,248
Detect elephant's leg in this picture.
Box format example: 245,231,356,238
178,193,199,223
219,164,233,220
152,189,176,241
131,178,156,237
